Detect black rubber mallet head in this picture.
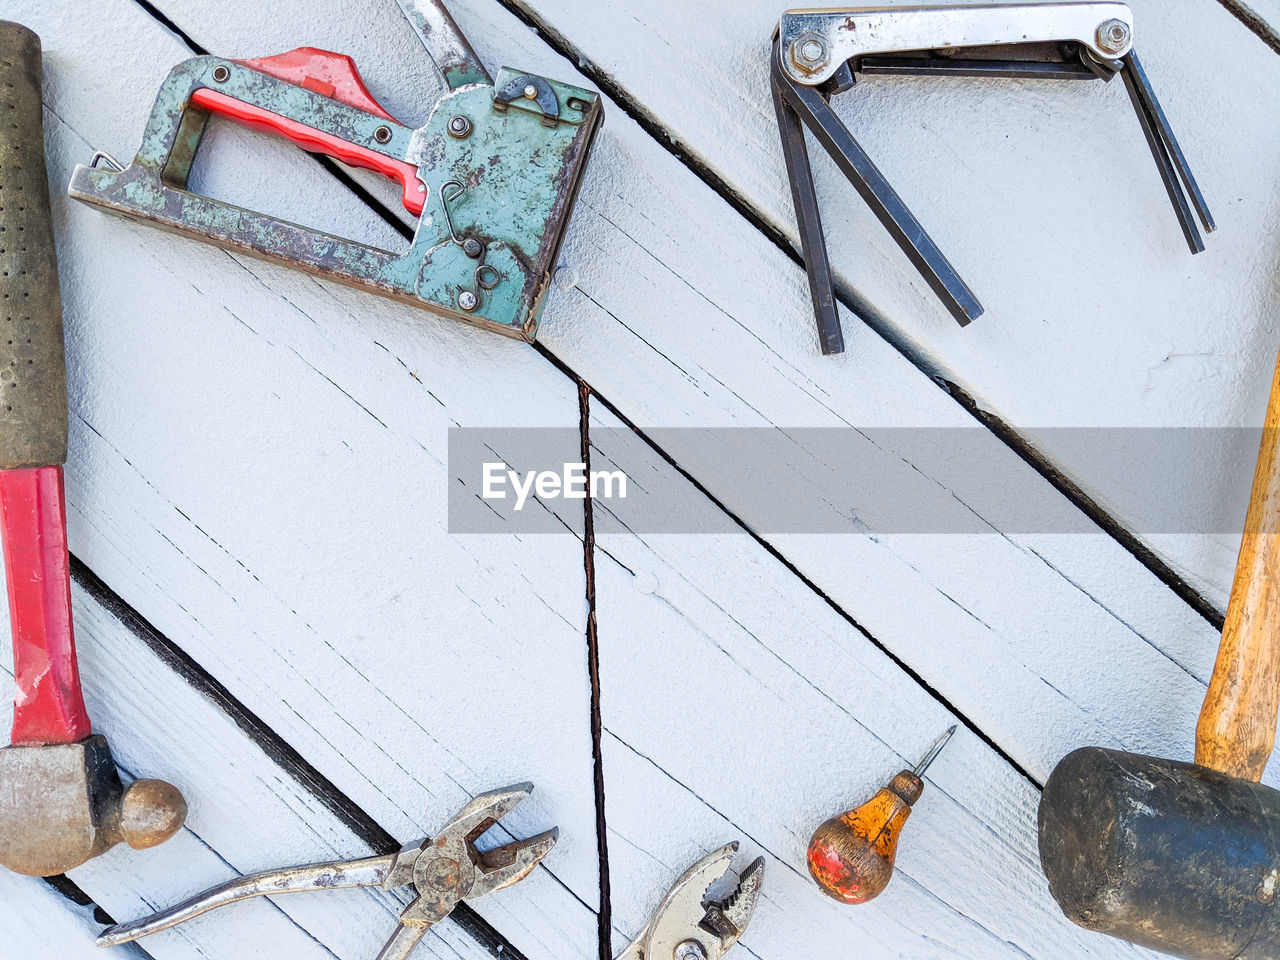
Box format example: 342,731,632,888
1039,342,1280,959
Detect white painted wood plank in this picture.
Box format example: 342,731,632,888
589,404,1153,960
5,2,598,956
2,0,1257,956
0,871,124,960
136,0,1232,784
23,0,1237,861
0,582,530,960
510,0,1280,604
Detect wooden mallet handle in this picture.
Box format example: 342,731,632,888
1196,344,1280,781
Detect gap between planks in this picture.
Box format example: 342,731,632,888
489,0,1227,631
82,0,1227,954
124,0,1227,635
120,0,1074,856
131,0,1223,631
54,557,535,960
577,381,613,960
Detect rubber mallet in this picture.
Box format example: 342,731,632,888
1040,339,1280,958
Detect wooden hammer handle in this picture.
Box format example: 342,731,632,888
0,22,67,470
1196,343,1280,781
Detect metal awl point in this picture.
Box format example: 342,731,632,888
771,2,1214,355
914,725,957,776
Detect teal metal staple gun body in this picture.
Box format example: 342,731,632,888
69,0,602,341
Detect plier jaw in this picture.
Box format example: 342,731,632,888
393,783,559,926
617,843,766,960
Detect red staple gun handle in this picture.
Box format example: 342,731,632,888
192,49,425,216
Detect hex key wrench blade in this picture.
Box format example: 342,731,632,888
1119,55,1204,253
777,71,984,327
857,56,1097,80
1123,52,1214,234
772,51,845,354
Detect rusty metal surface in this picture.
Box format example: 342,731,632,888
396,0,490,90
0,735,187,877
0,736,123,877
68,9,603,342
98,783,557,960
0,22,67,470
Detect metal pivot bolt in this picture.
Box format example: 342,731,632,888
790,31,829,73
523,84,538,99
674,941,709,960
447,115,472,138
458,290,479,311
1096,18,1131,53
462,237,483,258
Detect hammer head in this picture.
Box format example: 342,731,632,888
0,734,186,876
1039,746,1280,960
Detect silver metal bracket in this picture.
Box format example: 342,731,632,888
780,2,1134,86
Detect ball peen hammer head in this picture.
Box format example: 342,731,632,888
1039,747,1280,960
0,735,186,877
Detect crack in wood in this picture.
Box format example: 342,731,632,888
490,0,1236,632
578,381,613,960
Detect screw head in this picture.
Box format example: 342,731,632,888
462,237,483,258
212,65,230,83
789,32,829,72
373,125,392,144
458,290,479,312
1096,18,1131,54
674,941,708,960
448,115,473,139
523,84,539,99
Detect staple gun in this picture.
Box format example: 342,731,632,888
771,2,1213,354
70,0,603,341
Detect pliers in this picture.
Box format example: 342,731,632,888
617,843,766,960
96,783,558,960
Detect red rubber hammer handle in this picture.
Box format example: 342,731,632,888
1,468,87,745
0,23,88,746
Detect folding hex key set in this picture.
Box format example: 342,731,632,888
68,0,603,341
772,2,1215,353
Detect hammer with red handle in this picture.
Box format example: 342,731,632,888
0,21,186,877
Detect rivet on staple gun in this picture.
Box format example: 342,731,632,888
96,783,558,960
68,0,604,342
770,2,1214,355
